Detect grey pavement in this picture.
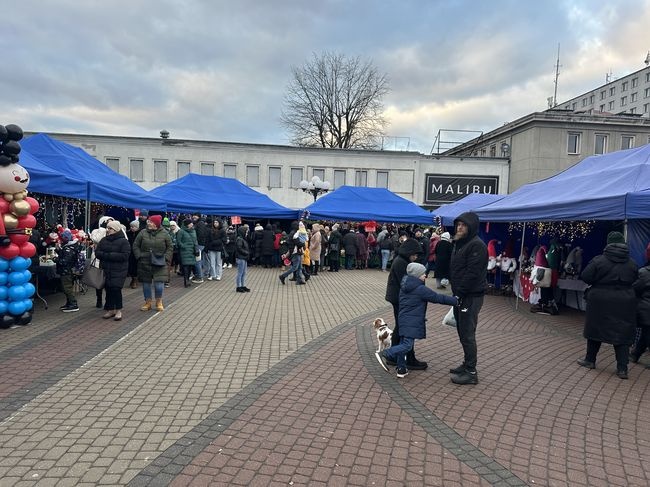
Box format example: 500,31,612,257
0,267,649,486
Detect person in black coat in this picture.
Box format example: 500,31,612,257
577,231,638,379
342,229,358,270
328,224,342,272
384,238,426,369
631,243,650,366
449,212,488,385
95,221,131,321
260,224,275,268
206,219,227,280
434,232,453,289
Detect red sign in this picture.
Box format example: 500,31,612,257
231,216,241,225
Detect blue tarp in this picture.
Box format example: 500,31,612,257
150,173,299,219
476,144,650,222
21,134,166,210
302,186,434,224
434,193,504,226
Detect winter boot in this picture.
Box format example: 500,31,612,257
140,299,152,311
155,298,164,312
130,277,138,289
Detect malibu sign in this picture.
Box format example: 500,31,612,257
425,174,499,205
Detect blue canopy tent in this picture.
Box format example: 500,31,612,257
19,150,88,199
21,134,166,211
302,186,434,224
150,173,299,219
476,144,650,264
434,193,504,226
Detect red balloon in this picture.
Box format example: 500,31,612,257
0,200,9,214
0,243,19,259
18,242,36,258
9,233,29,246
25,197,39,215
17,214,37,229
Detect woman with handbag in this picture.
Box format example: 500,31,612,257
132,215,173,312
95,220,131,320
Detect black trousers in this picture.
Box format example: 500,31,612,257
585,339,629,371
453,295,484,371
104,286,123,310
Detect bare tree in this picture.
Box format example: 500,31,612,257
281,52,390,149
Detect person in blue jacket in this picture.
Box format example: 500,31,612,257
376,262,458,377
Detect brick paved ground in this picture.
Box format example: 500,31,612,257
0,267,649,486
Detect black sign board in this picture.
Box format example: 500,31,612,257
425,174,499,205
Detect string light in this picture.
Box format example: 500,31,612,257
507,220,595,240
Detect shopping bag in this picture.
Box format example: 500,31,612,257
82,259,105,289
442,306,456,327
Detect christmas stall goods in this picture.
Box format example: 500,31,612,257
0,123,39,328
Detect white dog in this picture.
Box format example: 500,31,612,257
373,318,393,352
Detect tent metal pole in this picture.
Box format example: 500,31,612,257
85,199,90,233
623,219,628,241
515,222,526,310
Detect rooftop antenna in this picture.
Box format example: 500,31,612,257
552,43,561,107
645,51,650,66
606,69,613,83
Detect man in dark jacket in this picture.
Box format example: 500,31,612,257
449,211,488,385
192,214,209,282
385,238,427,369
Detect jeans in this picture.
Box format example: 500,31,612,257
280,254,304,282
453,295,484,371
345,254,356,269
236,258,247,287
194,245,205,279
380,249,390,270
384,336,414,370
208,250,222,279
143,280,164,300
585,339,629,371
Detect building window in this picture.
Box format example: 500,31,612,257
608,100,615,110
105,157,120,173
376,171,388,189
645,88,650,98
177,161,191,178
290,167,303,188
595,134,608,155
621,96,627,107
632,77,638,88
312,168,325,181
333,169,346,189
599,104,605,112
647,73,650,83
644,103,649,114
354,170,367,187
631,92,638,102
480,148,486,156
269,167,282,188
567,133,581,155
489,145,496,157
630,107,637,114
622,81,628,92
223,163,237,179
582,98,587,107
600,90,606,100
153,160,167,182
621,135,635,150
609,87,616,96
200,162,215,176
571,102,577,111
246,165,260,187
589,94,594,104
130,159,144,182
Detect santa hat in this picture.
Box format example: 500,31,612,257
149,215,162,228
487,239,498,258
534,245,549,267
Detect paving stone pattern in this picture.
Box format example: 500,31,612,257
0,267,648,486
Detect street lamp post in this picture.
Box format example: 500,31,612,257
299,176,331,201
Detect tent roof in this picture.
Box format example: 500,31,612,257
303,186,434,224
21,133,166,210
149,173,299,219
476,144,650,222
434,193,504,226
18,150,89,199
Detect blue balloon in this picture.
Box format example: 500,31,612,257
0,300,7,314
22,270,32,282
9,257,30,272
8,300,26,315
0,260,8,272
8,285,25,301
21,299,33,312
8,272,27,286
23,283,35,298
0,272,8,286
0,287,7,300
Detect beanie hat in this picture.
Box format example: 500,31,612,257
607,231,625,245
406,262,427,278
139,210,149,217
107,221,122,233
441,232,451,242
60,229,73,242
332,223,339,231
169,220,178,228
149,215,162,228
162,217,170,227
183,218,193,227
646,243,650,263
130,220,139,229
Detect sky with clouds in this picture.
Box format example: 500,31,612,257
2,0,650,154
